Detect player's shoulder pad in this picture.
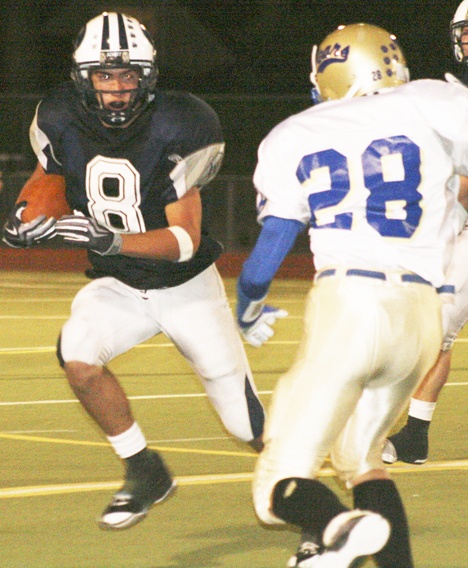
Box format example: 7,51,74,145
157,90,220,123
151,90,223,147
444,72,468,92
405,77,466,93
34,82,78,134
258,106,309,157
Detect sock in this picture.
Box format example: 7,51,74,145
353,479,413,568
272,477,348,539
107,422,147,459
408,398,436,422
404,415,431,437
125,448,154,472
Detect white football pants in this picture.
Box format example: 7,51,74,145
253,270,442,525
59,264,264,443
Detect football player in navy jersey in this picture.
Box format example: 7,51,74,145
2,12,265,531
382,0,468,467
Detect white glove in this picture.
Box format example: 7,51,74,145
238,303,288,348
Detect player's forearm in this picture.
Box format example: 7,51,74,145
239,216,306,299
458,175,468,211
120,226,200,262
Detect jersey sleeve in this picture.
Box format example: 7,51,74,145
29,94,69,175
253,125,311,226
169,142,224,199
160,94,225,204
412,80,468,176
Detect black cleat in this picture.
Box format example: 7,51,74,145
99,450,176,530
382,424,428,464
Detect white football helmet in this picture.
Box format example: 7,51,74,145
310,23,409,103
450,0,468,63
71,12,158,126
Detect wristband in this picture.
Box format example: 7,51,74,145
167,226,194,262
103,232,123,255
237,283,266,325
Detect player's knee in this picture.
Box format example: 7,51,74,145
331,450,363,487
59,317,111,366
219,413,255,442
203,373,265,442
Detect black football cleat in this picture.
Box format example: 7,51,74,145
99,450,176,530
382,424,428,464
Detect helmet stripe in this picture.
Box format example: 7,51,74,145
101,13,110,50
117,13,129,50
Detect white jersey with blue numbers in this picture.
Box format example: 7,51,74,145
254,79,468,287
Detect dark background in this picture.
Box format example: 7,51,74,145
0,0,464,94
0,1,465,251
0,0,465,173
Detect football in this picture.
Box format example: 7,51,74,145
17,172,71,223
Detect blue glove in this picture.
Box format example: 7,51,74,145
2,201,57,248
237,288,288,347
55,213,123,255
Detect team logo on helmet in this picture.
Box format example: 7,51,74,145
316,43,350,73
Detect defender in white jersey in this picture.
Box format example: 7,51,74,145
383,0,468,466
237,24,468,568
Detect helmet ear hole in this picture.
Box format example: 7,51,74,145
71,12,158,126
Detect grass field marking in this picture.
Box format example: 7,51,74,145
0,341,301,355
0,315,68,320
7,429,77,434
1,383,466,408
0,432,109,448
146,444,254,457
0,282,84,290
2,431,468,466
3,336,468,355
0,481,121,499
387,460,468,474
0,298,73,303
0,344,176,354
1,460,468,500
0,392,227,406
0,346,60,354
0,432,256,458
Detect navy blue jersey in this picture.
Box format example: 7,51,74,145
459,66,468,86
30,81,225,289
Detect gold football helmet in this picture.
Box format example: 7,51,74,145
310,23,410,102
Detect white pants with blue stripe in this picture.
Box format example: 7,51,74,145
59,264,264,443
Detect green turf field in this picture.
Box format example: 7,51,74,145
0,271,467,567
